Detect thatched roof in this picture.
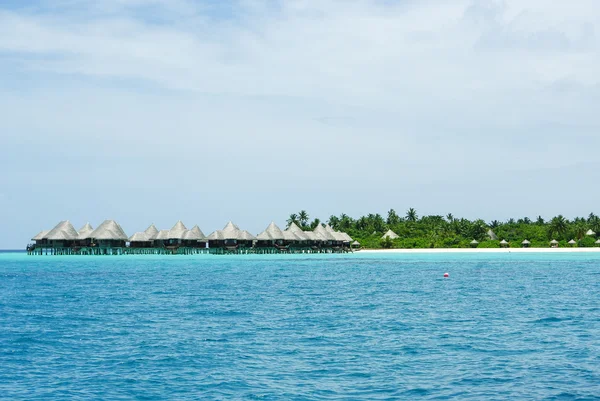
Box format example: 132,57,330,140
470,239,479,244
324,224,335,233
239,230,257,241
352,240,360,246
257,222,285,241
46,220,79,241
487,229,498,240
586,229,596,236
595,239,600,244
286,222,309,241
331,231,346,241
88,220,128,241
77,223,94,240
303,231,319,241
382,229,399,240
500,239,508,244
282,230,300,241
568,239,577,244
314,224,336,241
129,232,149,242
31,230,49,241
183,225,206,241
550,239,559,244
522,239,531,245
339,232,353,242
168,220,188,240
208,221,247,241
144,224,159,240
154,230,169,240
206,230,224,240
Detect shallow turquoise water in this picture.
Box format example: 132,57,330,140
1,252,599,400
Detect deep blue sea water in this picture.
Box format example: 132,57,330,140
1,252,599,400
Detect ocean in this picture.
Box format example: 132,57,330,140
1,252,599,400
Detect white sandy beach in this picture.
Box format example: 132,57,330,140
359,248,600,254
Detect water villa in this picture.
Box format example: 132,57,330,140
27,219,354,255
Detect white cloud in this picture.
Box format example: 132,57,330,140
0,0,599,247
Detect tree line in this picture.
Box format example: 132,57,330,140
286,209,600,248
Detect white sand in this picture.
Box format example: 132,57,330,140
358,248,600,254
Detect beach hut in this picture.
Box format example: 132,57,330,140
595,239,600,246
500,239,509,248
167,221,188,245
550,239,559,248
45,220,79,249
586,229,596,236
182,225,207,248
88,220,128,248
129,232,151,248
470,239,479,248
381,230,399,240
568,239,577,247
351,240,361,249
144,224,159,241
521,239,531,248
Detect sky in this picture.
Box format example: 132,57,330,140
1,0,599,248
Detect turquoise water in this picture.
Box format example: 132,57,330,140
1,252,599,400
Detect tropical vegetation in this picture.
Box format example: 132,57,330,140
285,209,600,249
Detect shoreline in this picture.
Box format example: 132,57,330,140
358,248,600,254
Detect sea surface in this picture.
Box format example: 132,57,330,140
1,252,599,400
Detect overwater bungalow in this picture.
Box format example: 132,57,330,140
129,232,151,248
153,230,169,248
76,223,94,248
256,222,286,249
207,222,255,252
45,220,79,248
87,220,128,254
144,224,159,241
31,230,49,248
182,225,207,248
28,219,353,256
167,221,188,246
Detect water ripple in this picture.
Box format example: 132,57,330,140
1,253,600,399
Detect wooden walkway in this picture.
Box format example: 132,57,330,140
27,246,352,256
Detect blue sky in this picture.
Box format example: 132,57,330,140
1,0,599,248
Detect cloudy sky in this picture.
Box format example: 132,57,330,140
1,0,599,248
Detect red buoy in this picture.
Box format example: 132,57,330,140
444,273,449,278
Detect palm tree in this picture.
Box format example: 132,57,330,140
298,210,309,228
310,218,321,230
536,215,545,225
286,213,299,228
548,215,568,239
406,208,418,222
387,209,400,226
446,213,454,223
328,215,340,230
489,220,500,229
574,222,587,240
